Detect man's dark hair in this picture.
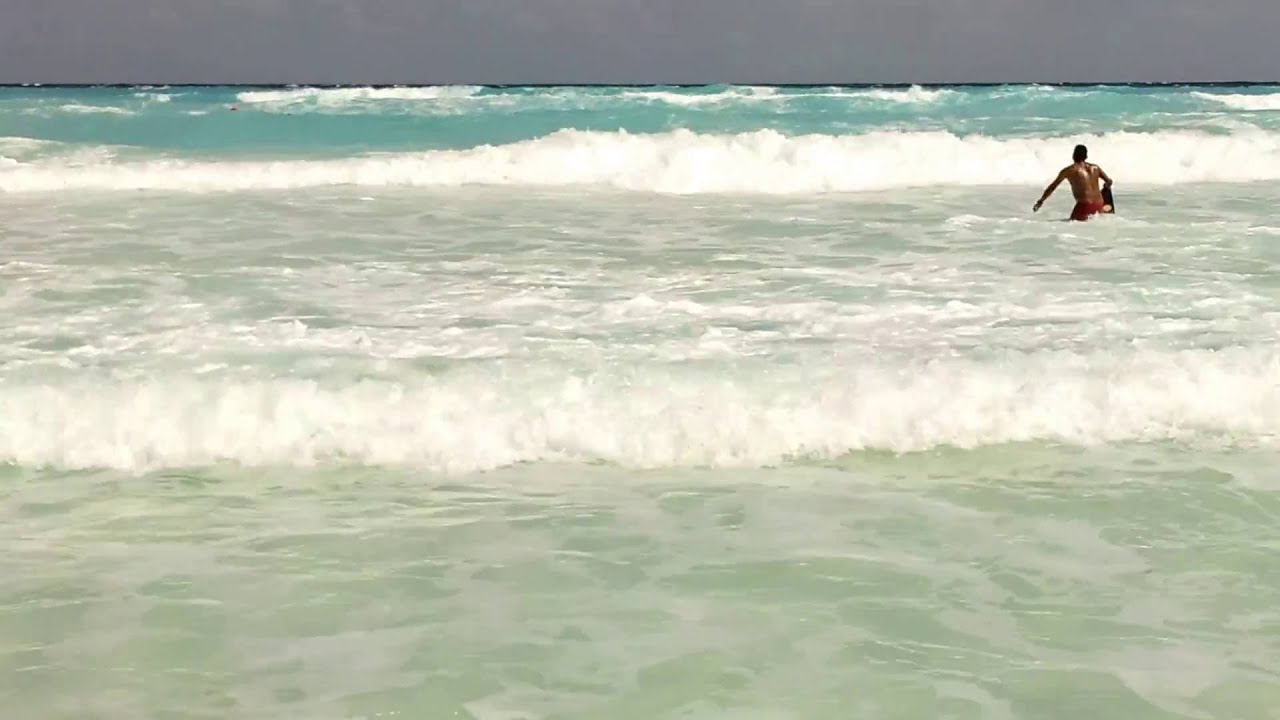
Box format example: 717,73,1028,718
1073,144,1088,162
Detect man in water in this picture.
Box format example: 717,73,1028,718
1033,144,1114,221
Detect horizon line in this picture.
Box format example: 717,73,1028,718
1,81,1277,89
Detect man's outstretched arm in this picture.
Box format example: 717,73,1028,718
1098,166,1113,189
1034,170,1066,212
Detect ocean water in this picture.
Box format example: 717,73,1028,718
3,84,1280,719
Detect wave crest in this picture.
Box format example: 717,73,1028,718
235,86,483,110
3,349,1279,472
1193,92,1280,111
3,128,1279,194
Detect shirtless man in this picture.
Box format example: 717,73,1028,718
1033,144,1114,221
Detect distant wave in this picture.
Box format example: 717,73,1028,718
134,92,174,103
619,86,781,106
1193,92,1280,111
235,86,483,110
230,84,952,113
3,347,1278,472
848,86,953,103
25,103,136,116
4,128,1280,194
615,85,951,106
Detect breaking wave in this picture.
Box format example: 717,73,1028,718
1193,92,1280,111
3,128,1280,194
3,348,1279,472
235,86,484,111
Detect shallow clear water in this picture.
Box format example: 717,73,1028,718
3,85,1280,719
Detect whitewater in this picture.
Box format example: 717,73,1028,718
4,84,1280,720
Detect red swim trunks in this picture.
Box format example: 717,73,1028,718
1070,200,1105,221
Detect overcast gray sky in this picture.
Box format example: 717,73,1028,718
2,0,1277,84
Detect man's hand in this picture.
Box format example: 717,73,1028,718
1033,199,1044,212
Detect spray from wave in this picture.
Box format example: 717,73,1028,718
3,128,1279,194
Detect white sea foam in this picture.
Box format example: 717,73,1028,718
1192,92,1280,111
234,85,936,111
619,85,949,106
236,86,483,109
3,128,1280,194
29,104,135,116
620,86,781,106
851,85,952,103
2,348,1278,472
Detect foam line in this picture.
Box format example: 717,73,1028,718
4,128,1279,194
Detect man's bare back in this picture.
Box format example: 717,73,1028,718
1061,162,1106,204
1033,144,1114,221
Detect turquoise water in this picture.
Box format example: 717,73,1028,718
3,85,1280,719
